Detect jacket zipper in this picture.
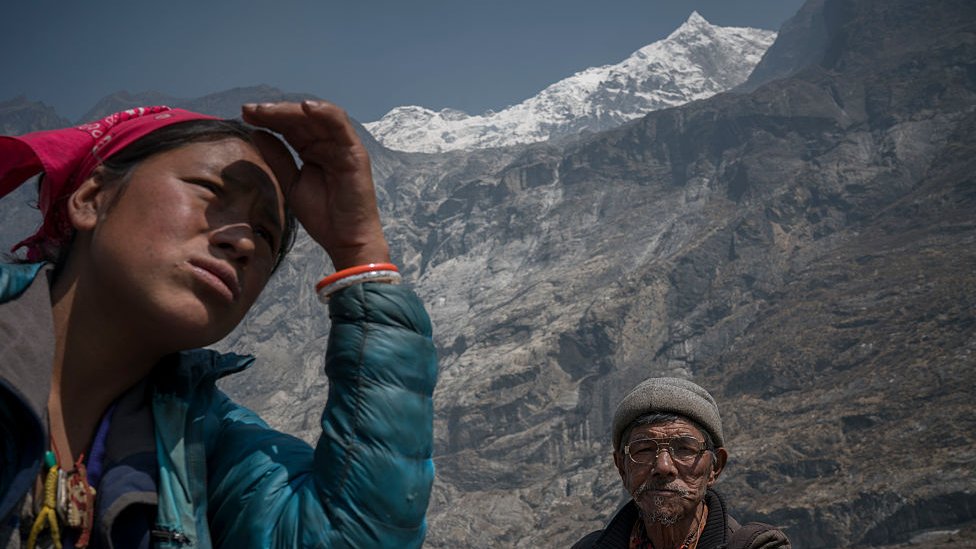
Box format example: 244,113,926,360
150,528,191,545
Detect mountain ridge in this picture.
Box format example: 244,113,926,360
364,12,776,153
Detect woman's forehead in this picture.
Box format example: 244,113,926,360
175,138,269,168
176,139,282,189
151,139,286,220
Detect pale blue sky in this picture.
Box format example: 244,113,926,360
0,0,805,123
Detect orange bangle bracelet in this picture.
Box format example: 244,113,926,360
315,262,399,292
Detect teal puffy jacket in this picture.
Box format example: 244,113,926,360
0,263,437,548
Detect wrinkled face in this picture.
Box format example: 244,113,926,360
77,138,286,350
614,418,725,525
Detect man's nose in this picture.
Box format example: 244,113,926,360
649,447,678,475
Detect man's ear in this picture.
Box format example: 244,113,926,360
613,450,627,483
67,168,112,231
707,447,728,486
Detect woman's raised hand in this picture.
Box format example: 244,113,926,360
242,101,390,270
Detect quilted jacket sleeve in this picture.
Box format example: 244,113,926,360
205,282,437,548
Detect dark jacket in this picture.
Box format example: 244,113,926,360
572,489,790,549
0,262,438,548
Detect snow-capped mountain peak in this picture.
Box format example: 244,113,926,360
364,12,776,153
678,10,710,29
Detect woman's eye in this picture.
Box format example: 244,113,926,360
189,179,221,195
254,226,278,250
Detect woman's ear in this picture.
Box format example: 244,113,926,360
67,168,112,231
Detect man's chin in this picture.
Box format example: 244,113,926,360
637,506,683,526
636,495,692,526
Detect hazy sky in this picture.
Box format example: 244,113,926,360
1,0,805,123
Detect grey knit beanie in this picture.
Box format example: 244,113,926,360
611,377,724,451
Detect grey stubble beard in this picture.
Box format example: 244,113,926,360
632,482,690,526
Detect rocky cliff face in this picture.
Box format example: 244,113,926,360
385,1,971,545
0,1,973,546
220,1,976,545
0,97,70,134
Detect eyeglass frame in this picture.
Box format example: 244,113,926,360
622,435,711,466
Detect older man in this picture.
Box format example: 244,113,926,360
573,377,790,549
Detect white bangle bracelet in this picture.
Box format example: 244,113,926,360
316,269,402,302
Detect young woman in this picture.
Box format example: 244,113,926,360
0,102,437,548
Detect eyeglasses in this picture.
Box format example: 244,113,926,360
624,436,708,466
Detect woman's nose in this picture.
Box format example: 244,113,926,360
210,223,256,265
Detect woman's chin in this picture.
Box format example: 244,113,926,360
148,301,241,351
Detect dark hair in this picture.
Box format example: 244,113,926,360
94,118,297,272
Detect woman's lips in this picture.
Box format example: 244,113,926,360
188,259,241,302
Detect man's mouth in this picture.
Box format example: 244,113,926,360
633,483,689,500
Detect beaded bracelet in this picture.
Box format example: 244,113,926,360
316,262,401,302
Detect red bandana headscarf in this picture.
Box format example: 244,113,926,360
0,106,218,260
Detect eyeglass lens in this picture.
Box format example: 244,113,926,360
626,436,703,464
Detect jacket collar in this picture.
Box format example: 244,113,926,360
592,489,730,549
151,348,254,395
0,262,55,521
0,261,255,543
0,262,54,427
